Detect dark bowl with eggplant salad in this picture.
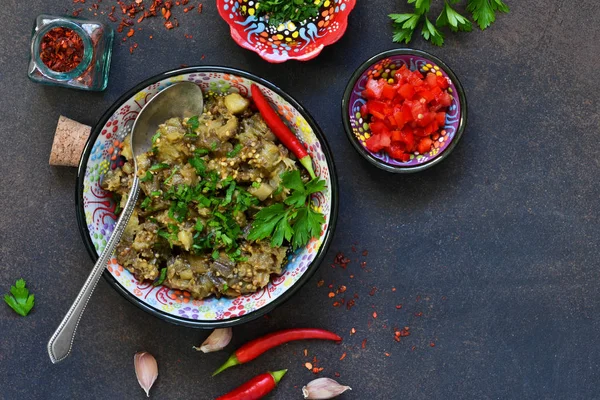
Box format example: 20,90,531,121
77,67,338,328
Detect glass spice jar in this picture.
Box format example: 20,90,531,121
28,15,113,91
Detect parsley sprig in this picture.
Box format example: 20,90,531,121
248,170,326,250
4,279,35,317
257,0,324,26
390,0,509,46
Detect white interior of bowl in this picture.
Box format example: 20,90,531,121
82,72,333,321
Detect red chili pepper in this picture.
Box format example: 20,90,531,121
216,370,287,400
250,84,316,179
213,328,342,376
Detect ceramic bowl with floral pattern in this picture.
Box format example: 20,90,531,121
216,0,356,63
342,49,467,173
77,66,338,328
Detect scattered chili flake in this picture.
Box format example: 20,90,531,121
39,27,84,73
430,342,436,347
333,301,341,307
197,3,203,13
183,5,194,12
360,261,367,268
349,274,354,279
361,339,367,349
350,328,356,335
338,285,347,293
334,372,341,378
312,367,324,374
369,287,377,296
303,349,308,357
411,346,416,351
351,245,357,252
127,28,135,37
416,295,421,302
385,352,390,357
328,292,335,298
395,304,403,309
372,311,378,319
165,20,174,29
73,8,83,16
392,287,396,292
334,252,351,268
362,250,368,256
414,312,423,317
149,35,153,39
339,352,346,361
442,296,447,301
317,280,324,287
305,362,313,370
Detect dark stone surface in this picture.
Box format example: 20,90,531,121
1,1,600,399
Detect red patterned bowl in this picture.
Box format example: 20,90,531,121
216,0,356,63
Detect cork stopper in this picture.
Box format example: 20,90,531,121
49,115,91,167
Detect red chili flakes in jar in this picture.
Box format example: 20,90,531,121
39,27,84,73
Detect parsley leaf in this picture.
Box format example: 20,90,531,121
422,17,444,46
227,143,243,158
186,115,200,131
189,157,206,176
408,0,431,13
248,171,327,250
467,0,509,30
4,279,34,316
140,171,154,182
436,1,472,32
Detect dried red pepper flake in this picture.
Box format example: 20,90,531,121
369,287,377,296
361,339,367,349
338,285,347,293
332,301,341,307
351,245,357,252
372,311,378,319
39,27,84,73
317,280,324,287
362,250,368,256
339,352,346,361
164,20,174,29
385,352,390,357
183,5,194,12
430,342,436,347
73,8,84,16
312,367,324,374
303,349,308,357
349,274,354,279
360,261,367,268
334,252,350,268
350,328,356,335
346,299,355,310
328,292,335,298
411,346,416,351
392,287,396,292
334,372,341,378
197,3,203,13
414,311,423,317
416,295,421,302
126,28,135,37
395,304,403,309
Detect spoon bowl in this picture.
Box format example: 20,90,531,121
47,82,204,364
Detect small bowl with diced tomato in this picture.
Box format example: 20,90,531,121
342,49,467,173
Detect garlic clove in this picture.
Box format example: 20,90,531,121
134,351,158,397
302,377,352,399
193,328,232,353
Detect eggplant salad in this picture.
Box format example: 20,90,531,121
102,92,326,299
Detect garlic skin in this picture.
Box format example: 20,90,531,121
302,378,352,399
134,352,158,397
193,328,232,353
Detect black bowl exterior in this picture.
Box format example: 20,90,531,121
76,66,339,328
342,48,468,173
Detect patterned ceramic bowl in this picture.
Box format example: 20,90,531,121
216,0,356,63
77,66,338,328
342,49,467,173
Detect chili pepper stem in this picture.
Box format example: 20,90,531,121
300,155,317,180
270,369,288,384
212,354,240,376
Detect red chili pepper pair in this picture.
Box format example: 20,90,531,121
214,328,342,399
250,84,317,179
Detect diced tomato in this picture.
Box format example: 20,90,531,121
398,83,415,100
417,138,433,154
360,66,453,162
364,78,386,99
382,83,397,100
436,112,446,125
436,76,449,89
425,73,438,88
369,121,388,135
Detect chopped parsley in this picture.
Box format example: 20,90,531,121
140,171,153,182
153,268,167,286
149,163,169,171
248,170,326,249
3,279,35,317
227,143,243,158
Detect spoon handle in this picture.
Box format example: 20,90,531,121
47,177,140,364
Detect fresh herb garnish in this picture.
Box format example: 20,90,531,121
257,0,324,25
164,167,180,185
194,148,210,156
150,190,162,197
151,131,161,144
141,171,154,182
248,170,326,249
390,0,508,46
186,115,200,131
140,197,152,210
227,143,243,158
149,163,169,171
223,283,229,291
4,279,35,317
153,268,167,286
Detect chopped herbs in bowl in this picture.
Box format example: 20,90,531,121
77,67,337,327
216,0,356,63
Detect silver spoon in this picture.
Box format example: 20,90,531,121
48,82,204,364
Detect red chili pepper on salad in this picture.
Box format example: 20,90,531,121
250,84,316,179
213,328,342,376
216,370,287,400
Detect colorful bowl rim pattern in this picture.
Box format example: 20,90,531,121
76,66,339,328
342,48,468,173
216,0,356,63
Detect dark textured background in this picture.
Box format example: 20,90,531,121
1,1,600,399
